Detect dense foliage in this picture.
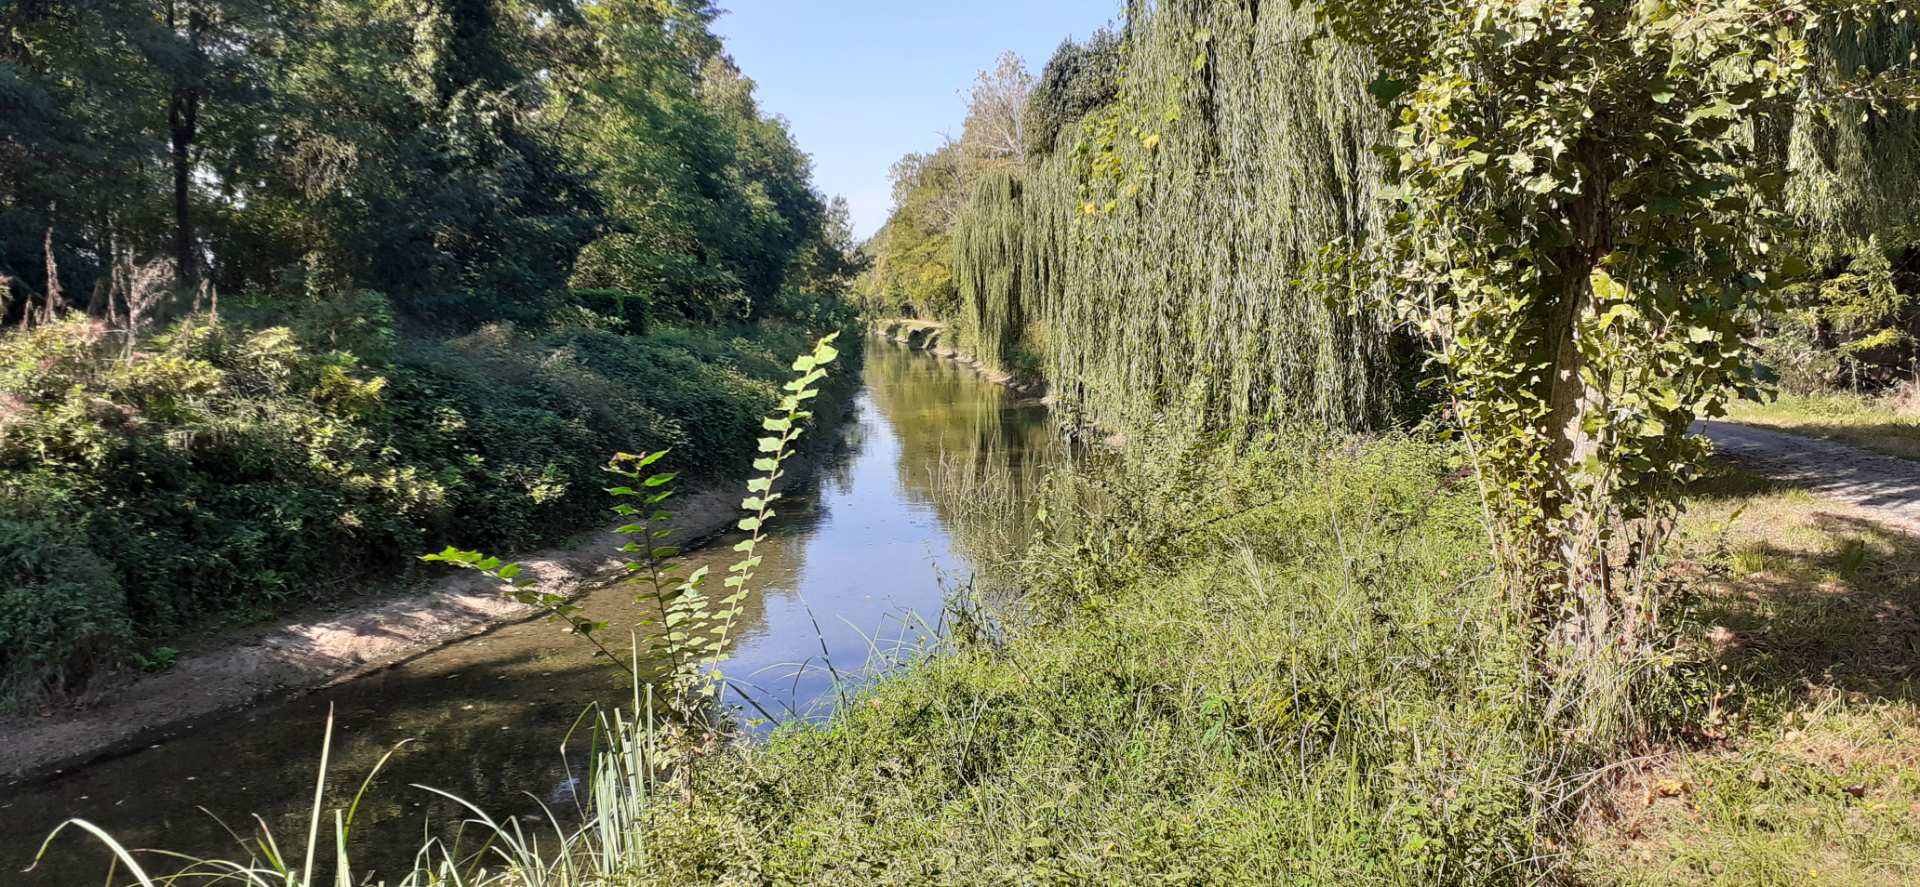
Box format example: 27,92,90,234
0,0,844,329
0,0,866,705
0,301,857,705
945,3,1404,436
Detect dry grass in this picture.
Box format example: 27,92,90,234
1580,465,1920,885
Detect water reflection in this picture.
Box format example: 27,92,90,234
0,338,1063,885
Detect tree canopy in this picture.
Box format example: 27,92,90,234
0,0,853,330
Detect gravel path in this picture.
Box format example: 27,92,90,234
1698,420,1920,533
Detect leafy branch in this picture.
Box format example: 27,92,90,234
423,332,844,720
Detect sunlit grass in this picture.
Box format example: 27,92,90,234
1724,387,1920,461
1579,464,1920,885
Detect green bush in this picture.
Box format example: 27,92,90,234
0,519,133,705
0,295,859,706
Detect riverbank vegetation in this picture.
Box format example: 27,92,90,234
21,0,1920,885
0,0,863,708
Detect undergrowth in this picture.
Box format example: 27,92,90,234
0,296,858,708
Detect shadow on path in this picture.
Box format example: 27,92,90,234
1697,421,1920,532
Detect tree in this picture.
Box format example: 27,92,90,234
1024,29,1125,157
790,196,867,291
958,51,1033,170
857,144,969,316
1314,0,1920,739
561,0,825,320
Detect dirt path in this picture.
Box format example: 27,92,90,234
0,487,742,781
1699,420,1920,532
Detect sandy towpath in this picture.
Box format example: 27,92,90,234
1698,420,1920,532
0,486,742,781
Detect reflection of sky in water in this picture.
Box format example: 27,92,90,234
728,388,964,722
0,339,1059,885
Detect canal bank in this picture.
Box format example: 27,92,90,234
4,337,1066,885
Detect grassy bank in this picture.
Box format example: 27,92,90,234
0,294,858,707
1579,465,1920,885
601,447,1920,886
607,434,1557,885
1723,388,1920,461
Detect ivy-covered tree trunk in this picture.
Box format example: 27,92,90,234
1311,0,1920,745
1539,140,1627,697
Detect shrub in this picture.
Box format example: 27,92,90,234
0,519,133,707
0,298,859,705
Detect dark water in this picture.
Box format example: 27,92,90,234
0,338,1062,884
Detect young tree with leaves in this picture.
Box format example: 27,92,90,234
1314,0,1920,739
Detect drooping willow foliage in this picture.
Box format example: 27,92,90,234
952,171,1030,372
1785,12,1920,264
948,1,1920,436
952,0,1401,437
1769,13,1920,389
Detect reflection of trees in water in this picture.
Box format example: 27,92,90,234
860,338,1071,570
10,515,832,886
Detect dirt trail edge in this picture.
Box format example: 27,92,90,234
1698,420,1920,532
0,487,742,781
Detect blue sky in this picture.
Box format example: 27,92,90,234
714,0,1124,240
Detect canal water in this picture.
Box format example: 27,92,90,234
0,338,1064,884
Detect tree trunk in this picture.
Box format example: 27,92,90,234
1536,141,1637,741
168,2,203,288
169,89,199,287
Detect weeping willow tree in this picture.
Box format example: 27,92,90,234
952,171,1031,374
947,1,1920,435
951,0,1400,437
1769,13,1920,390
1785,13,1920,262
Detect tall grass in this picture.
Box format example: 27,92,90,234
599,432,1559,884
32,671,681,887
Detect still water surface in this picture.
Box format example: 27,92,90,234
1,338,1060,884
